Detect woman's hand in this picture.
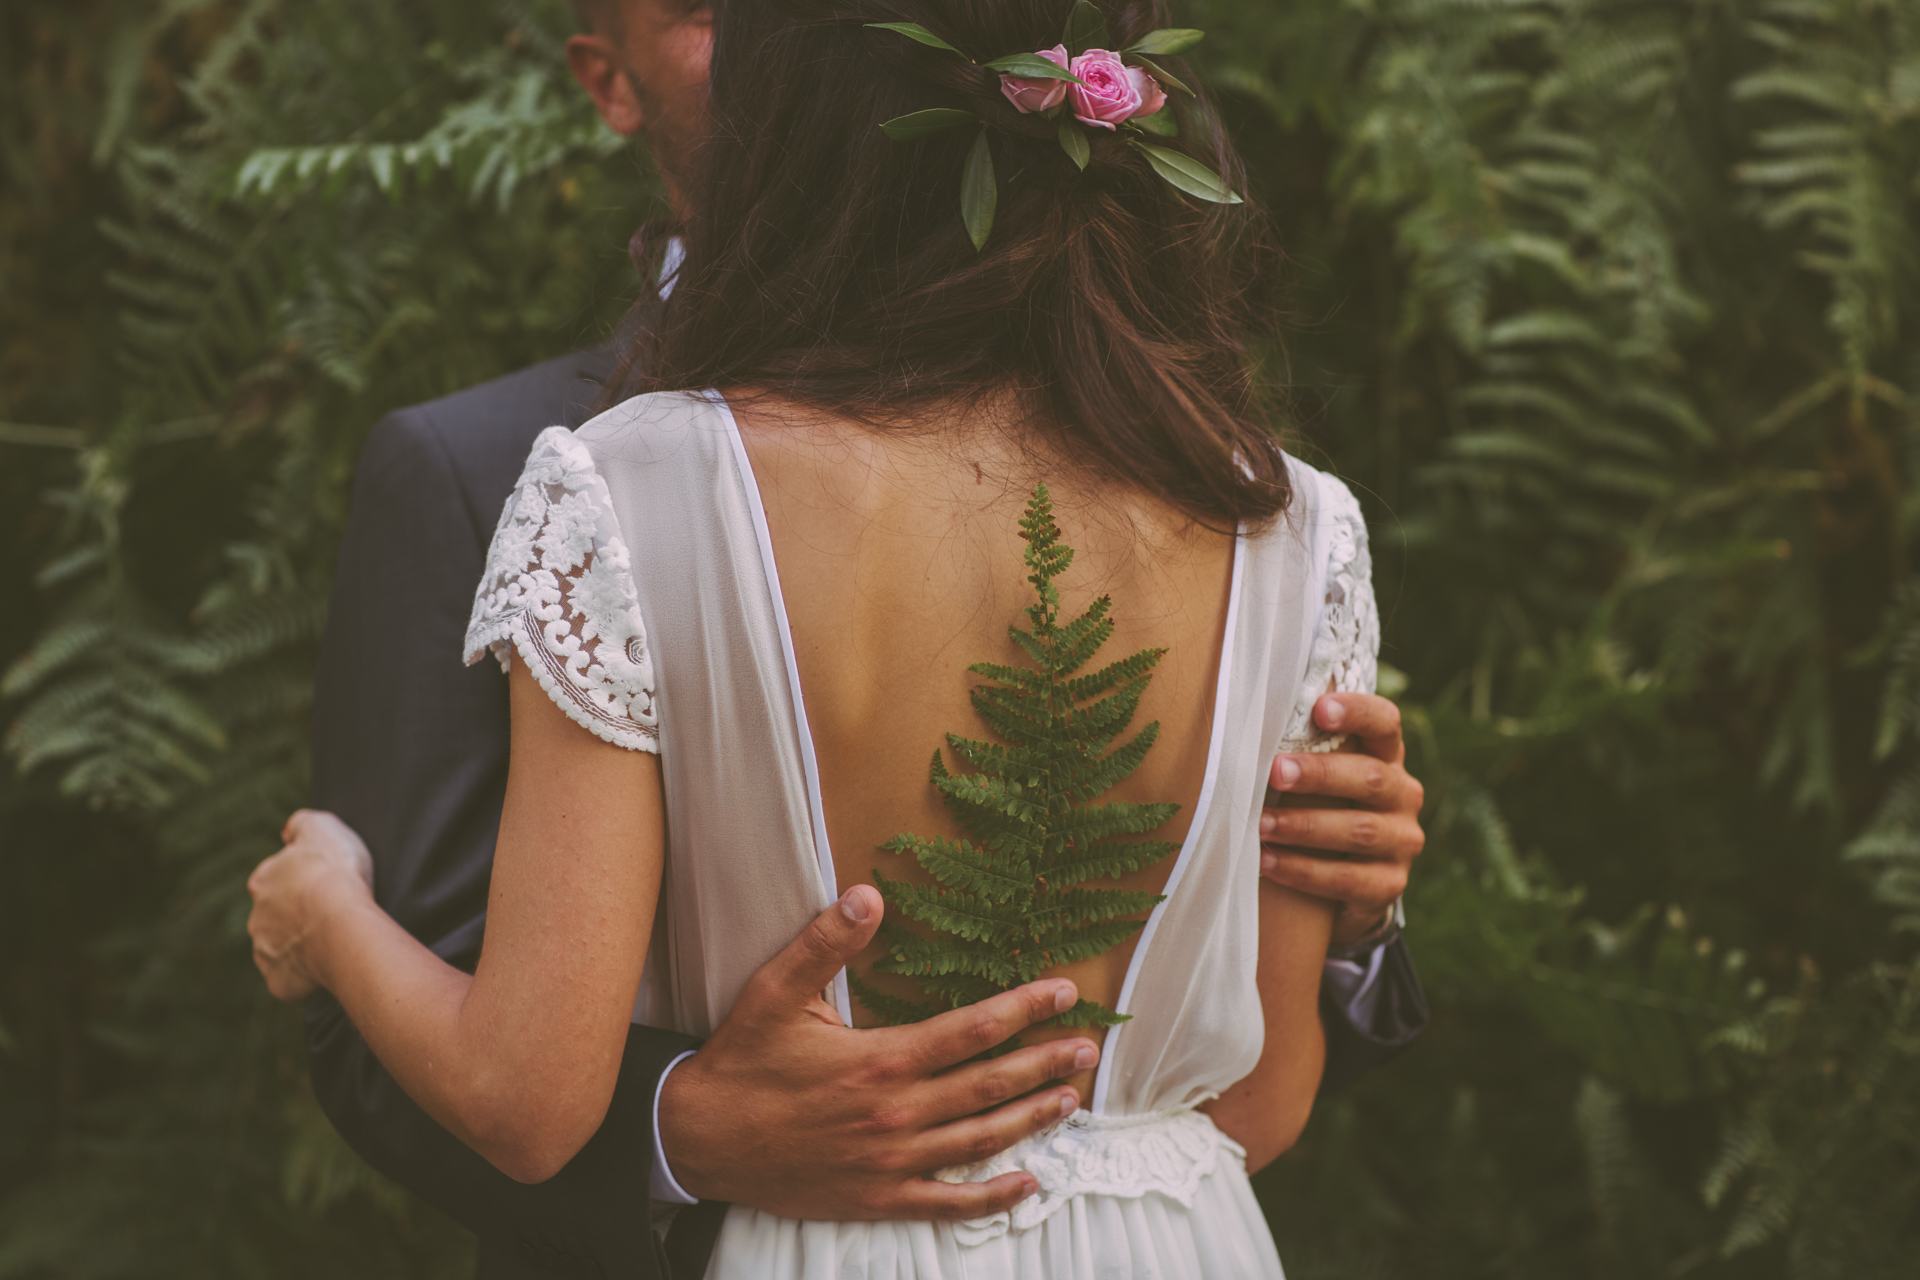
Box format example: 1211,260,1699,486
246,809,376,1001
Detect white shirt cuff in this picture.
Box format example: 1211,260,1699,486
1322,943,1389,1031
650,1049,700,1205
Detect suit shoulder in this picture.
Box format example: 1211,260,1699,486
406,343,616,455
357,343,621,526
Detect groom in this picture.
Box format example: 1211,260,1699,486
298,3,1428,1278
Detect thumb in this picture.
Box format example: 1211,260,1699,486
746,885,883,1014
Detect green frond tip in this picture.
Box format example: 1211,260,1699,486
854,485,1180,1048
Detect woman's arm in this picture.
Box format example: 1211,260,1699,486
1200,879,1336,1172
249,664,664,1183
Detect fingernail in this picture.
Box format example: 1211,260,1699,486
839,886,870,923
1053,984,1076,1014
1321,698,1345,728
1259,812,1277,836
1059,1093,1079,1118
1261,851,1277,874
1074,1044,1098,1071
1275,757,1301,789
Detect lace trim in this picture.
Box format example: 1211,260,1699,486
463,426,659,753
1279,470,1379,754
934,1105,1243,1245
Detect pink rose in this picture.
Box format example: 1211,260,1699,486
1067,48,1163,129
1130,65,1166,120
999,44,1071,114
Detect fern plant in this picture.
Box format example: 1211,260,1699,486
10,0,1920,1275
850,485,1180,1034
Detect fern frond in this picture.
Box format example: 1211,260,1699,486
1049,839,1184,886
1051,799,1183,843
858,487,1181,1037
1030,919,1152,968
1063,647,1167,702
1050,999,1132,1028
873,876,1006,942
844,972,939,1025
1027,887,1165,931
879,835,1030,900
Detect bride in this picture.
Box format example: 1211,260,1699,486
246,2,1378,1275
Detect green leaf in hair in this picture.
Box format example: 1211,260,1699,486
1132,141,1242,203
1062,0,1111,56
1125,53,1193,96
1058,118,1091,169
879,109,977,141
1134,109,1179,137
864,22,966,57
961,128,997,251
865,17,1235,247
1128,29,1205,56
984,52,1088,85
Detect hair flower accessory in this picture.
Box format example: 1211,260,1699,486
1064,49,1164,129
868,0,1239,252
1000,44,1071,113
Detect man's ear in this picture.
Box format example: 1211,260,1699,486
566,34,645,136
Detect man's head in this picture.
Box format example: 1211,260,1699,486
565,0,713,204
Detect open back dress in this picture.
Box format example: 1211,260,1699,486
462,390,1378,1280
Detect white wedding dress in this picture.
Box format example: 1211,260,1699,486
463,389,1379,1280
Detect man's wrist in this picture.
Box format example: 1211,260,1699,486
650,1049,700,1204
656,1046,724,1202
1327,897,1404,962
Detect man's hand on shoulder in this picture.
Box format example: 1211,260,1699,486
660,884,1095,1221
1260,692,1425,949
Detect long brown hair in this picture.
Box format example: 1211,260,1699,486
621,0,1291,528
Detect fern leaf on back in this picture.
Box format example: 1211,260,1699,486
858,485,1180,1040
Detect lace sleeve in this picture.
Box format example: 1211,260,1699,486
462,426,659,752
1279,470,1380,753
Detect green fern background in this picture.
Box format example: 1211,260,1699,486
2,1,1916,1276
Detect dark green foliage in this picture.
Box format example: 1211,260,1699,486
1,0,654,1274
4,0,1920,1276
1191,0,1920,1276
854,487,1179,1033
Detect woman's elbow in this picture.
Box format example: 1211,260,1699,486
1241,1093,1315,1174
483,1132,587,1185
457,1076,610,1184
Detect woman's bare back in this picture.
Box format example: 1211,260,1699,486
733,395,1237,1096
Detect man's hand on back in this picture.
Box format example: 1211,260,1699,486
659,883,1095,1220
1260,692,1425,949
